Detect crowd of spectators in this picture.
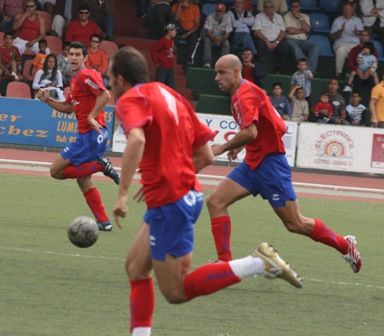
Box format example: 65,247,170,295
2,0,384,126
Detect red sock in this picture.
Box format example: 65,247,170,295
183,262,240,301
211,216,232,261
62,162,102,179
130,278,155,332
83,187,109,222
309,218,348,254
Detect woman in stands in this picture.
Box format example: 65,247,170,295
32,53,64,100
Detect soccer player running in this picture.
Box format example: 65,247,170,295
35,41,119,232
209,54,362,273
110,47,302,336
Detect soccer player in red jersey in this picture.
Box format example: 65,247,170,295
35,41,119,231
208,54,362,273
109,47,302,336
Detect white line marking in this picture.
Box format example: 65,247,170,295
1,245,383,290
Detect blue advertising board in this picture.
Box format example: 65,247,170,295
0,97,115,150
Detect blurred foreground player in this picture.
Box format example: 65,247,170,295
110,46,302,336
36,41,119,231
208,54,362,273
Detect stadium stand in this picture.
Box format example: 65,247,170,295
6,82,32,99
45,36,63,55
99,40,119,58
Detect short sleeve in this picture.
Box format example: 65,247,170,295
116,94,152,134
238,93,259,128
330,17,342,34
371,85,382,100
80,70,106,97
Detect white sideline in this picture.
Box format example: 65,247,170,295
1,158,384,199
1,245,383,290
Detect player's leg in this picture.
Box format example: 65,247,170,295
50,154,72,179
125,224,154,336
206,162,252,261
77,175,112,231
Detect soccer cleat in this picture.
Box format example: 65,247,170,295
253,242,303,288
343,235,362,273
97,220,112,231
98,157,120,185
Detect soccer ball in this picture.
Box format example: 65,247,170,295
68,216,99,248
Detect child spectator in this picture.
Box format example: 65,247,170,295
289,85,309,122
31,39,48,75
312,93,333,123
270,82,291,120
150,23,177,89
0,31,22,80
346,92,367,126
291,58,313,100
240,48,266,87
344,42,379,92
57,42,71,86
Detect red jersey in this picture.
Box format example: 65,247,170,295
65,19,101,47
0,45,22,67
67,68,107,133
313,101,333,118
116,82,216,208
150,37,175,69
17,15,40,41
232,80,286,169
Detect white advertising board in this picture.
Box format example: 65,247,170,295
112,113,297,167
296,123,384,174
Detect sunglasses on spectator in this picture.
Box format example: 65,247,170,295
79,11,89,14
91,40,100,43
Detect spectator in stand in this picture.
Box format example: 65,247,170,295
0,31,22,80
284,0,318,73
150,23,176,89
65,3,101,47
228,0,256,55
30,38,48,76
253,0,290,74
326,78,349,125
147,0,173,39
12,0,46,55
202,2,232,69
85,33,108,86
346,92,367,125
32,53,64,100
330,2,363,79
291,58,312,102
370,75,384,127
172,0,200,66
344,41,378,92
87,0,115,40
57,41,70,85
359,0,384,40
269,81,291,120
38,0,55,17
312,93,333,123
289,84,309,122
240,47,266,87
0,0,25,32
257,0,287,15
51,0,82,38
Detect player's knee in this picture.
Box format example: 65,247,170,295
206,194,222,212
284,220,306,234
125,257,148,280
49,166,60,179
162,290,186,304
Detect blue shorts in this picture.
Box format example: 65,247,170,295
60,128,108,166
228,154,297,208
144,190,204,261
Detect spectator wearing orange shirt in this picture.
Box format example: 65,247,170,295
65,3,101,47
31,38,48,76
85,34,109,86
172,0,200,65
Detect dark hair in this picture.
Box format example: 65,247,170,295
4,31,14,39
241,47,254,54
351,91,361,96
39,38,47,46
362,41,375,54
290,0,301,4
297,58,307,64
42,54,58,82
78,3,90,12
272,82,283,89
69,41,87,56
110,46,149,86
90,34,101,42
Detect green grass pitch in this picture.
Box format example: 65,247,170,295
0,172,383,336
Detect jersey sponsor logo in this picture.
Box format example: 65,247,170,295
183,191,196,207
85,78,99,90
159,86,179,124
272,194,280,201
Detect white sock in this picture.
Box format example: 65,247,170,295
132,327,151,336
229,256,265,279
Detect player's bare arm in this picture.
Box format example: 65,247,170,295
192,143,214,172
35,88,74,113
113,127,146,228
87,90,111,133
369,98,378,126
212,122,258,156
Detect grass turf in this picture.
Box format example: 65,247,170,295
0,172,383,336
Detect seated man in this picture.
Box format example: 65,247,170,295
202,2,232,68
51,0,82,38
253,0,290,74
0,31,22,80
0,0,25,32
87,0,115,40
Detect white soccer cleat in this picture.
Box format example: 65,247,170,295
253,242,303,288
343,235,362,273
